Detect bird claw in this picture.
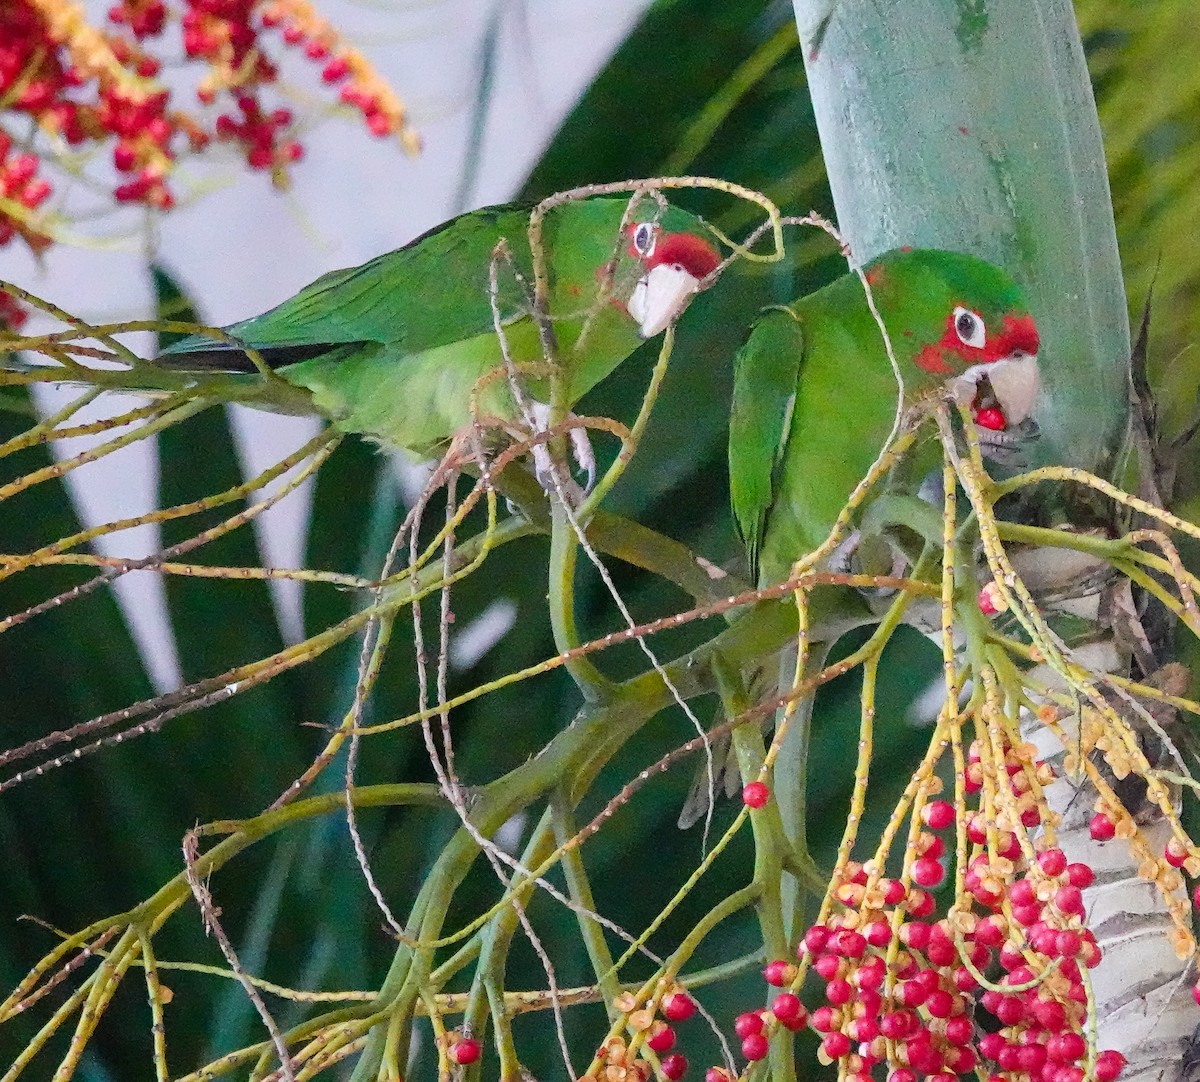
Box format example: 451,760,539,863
527,401,596,505
570,425,597,495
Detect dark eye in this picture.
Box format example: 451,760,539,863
953,306,986,348
632,222,656,258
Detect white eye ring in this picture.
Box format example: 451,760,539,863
632,222,657,259
953,306,986,349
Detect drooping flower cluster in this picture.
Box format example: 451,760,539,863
0,0,420,324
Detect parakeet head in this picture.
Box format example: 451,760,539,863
867,247,1041,435
624,220,722,338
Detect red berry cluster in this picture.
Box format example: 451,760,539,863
587,987,695,1081
258,0,420,147
0,131,53,251
0,0,419,303
214,95,301,173
777,800,1130,1082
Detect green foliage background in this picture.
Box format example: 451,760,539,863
2,0,1198,1076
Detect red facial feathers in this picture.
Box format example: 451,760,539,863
627,225,721,280
915,310,1039,374
648,232,722,278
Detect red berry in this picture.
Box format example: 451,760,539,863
864,919,892,947
944,1015,974,1046
922,800,955,829
802,925,830,954
1010,878,1035,906
825,978,852,1006
856,989,882,1018
998,831,1022,859
975,406,1007,430
1037,848,1067,876
1165,838,1188,868
770,992,806,1028
974,916,1005,947
888,1071,917,1082
899,921,930,950
662,991,695,1022
880,1010,916,1040
322,57,351,83
661,1052,688,1080
763,959,793,986
1066,863,1095,888
734,1012,763,1039
648,1025,676,1052
994,995,1025,1025
367,111,394,136
850,1016,879,1042
452,1037,481,1065
905,1039,943,1073
854,958,885,991
704,1070,731,1082
821,1032,851,1059
926,936,956,968
906,888,936,917
978,1032,1006,1060
831,930,866,958
1017,1043,1047,1073
1055,930,1082,958
742,781,769,808
1031,996,1066,1031
741,1033,769,1061
898,979,928,1008
925,989,954,1018
1054,885,1084,915
1095,1050,1127,1082
809,1005,838,1033
1012,902,1043,927
1007,964,1035,985
1047,1032,1086,1063
914,967,942,993
998,942,1024,971
996,1044,1022,1071
978,582,1004,615
813,954,842,981
953,966,979,991
913,857,945,887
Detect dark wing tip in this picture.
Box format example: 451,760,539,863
155,340,334,372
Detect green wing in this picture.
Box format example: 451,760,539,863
728,305,805,582
158,204,536,368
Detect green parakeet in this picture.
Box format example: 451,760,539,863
153,197,722,460
729,247,1041,586
676,248,1040,831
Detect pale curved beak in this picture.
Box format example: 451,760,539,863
949,352,1041,425
628,263,703,338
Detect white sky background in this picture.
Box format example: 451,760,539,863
0,0,650,689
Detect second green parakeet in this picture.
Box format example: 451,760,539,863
729,247,1040,585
